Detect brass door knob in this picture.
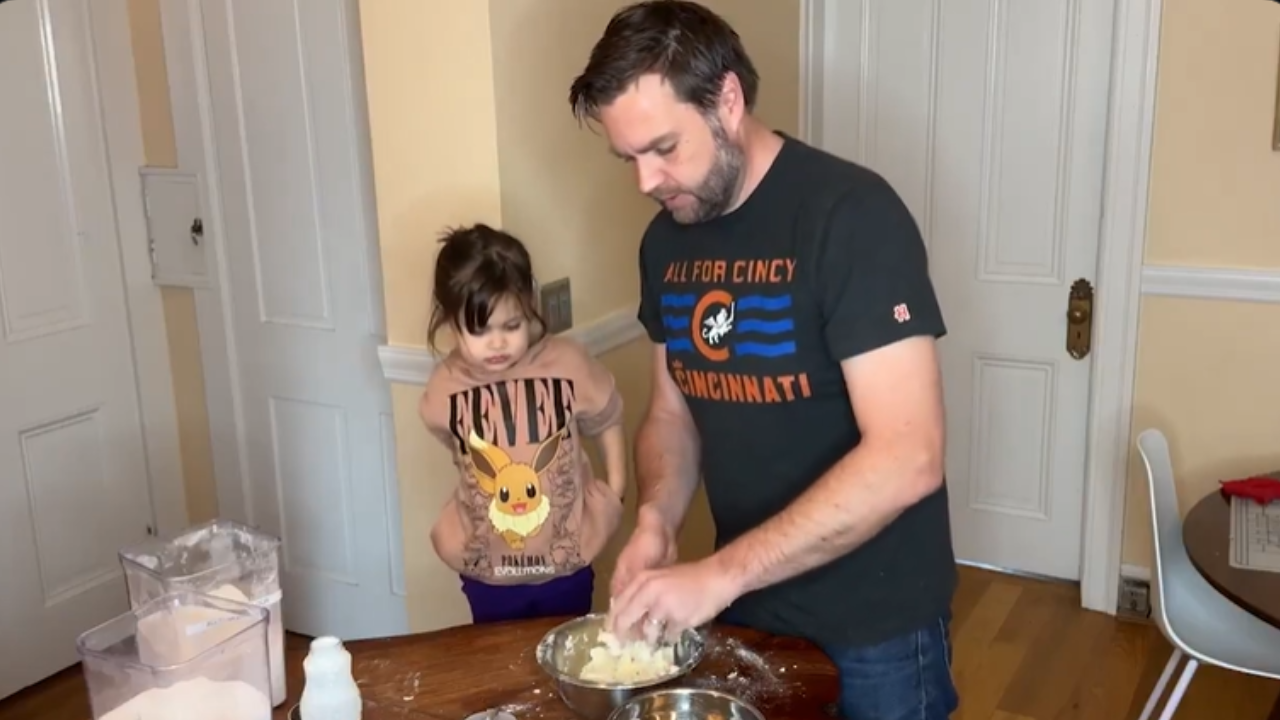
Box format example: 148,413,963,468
1066,279,1094,360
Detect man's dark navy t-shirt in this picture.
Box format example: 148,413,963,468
636,134,957,649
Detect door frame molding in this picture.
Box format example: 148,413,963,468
91,0,190,537
800,0,1164,615
153,0,253,526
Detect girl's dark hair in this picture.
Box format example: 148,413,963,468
427,224,544,353
568,0,759,123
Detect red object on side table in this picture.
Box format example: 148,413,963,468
1219,477,1280,504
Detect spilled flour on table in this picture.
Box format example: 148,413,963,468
495,694,543,718
399,671,422,701
488,647,556,720
689,636,802,705
489,688,556,720
482,648,556,720
387,663,555,719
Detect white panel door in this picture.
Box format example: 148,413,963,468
819,0,1116,580
194,0,409,638
0,0,156,698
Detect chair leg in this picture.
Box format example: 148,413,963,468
1155,657,1199,720
1137,648,1184,720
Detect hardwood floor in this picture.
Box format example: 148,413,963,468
949,567,1279,719
1,566,1277,719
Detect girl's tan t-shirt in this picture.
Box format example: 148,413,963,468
420,335,625,585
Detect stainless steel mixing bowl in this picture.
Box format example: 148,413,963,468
535,614,707,720
607,688,765,720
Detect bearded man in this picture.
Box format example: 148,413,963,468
569,3,960,719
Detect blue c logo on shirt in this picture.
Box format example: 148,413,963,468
661,290,797,362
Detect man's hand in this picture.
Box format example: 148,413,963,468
607,556,741,640
609,507,678,598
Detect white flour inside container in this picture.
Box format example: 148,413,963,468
99,677,270,720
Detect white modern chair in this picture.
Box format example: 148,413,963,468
1134,428,1280,720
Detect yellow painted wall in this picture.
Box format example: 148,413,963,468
361,0,798,630
1120,0,1280,569
359,0,505,631
127,0,219,525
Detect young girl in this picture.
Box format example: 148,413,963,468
419,223,628,623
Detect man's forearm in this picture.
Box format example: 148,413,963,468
713,438,943,595
633,410,701,532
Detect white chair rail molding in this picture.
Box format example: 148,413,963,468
377,307,646,386
1141,265,1280,304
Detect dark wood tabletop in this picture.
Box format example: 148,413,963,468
273,618,838,720
1183,490,1280,629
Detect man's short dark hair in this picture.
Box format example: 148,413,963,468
568,0,760,123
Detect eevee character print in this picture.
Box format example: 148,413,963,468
465,427,567,550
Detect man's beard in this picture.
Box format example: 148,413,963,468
650,120,746,224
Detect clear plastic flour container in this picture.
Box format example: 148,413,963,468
76,591,272,720
118,519,287,707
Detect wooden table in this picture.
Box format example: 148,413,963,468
1183,491,1280,628
273,618,839,720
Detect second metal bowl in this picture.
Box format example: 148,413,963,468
607,687,765,720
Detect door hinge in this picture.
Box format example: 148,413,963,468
146,524,156,536
147,237,158,279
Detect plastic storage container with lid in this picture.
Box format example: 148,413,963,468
118,518,287,707
76,591,272,720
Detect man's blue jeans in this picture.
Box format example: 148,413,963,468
818,615,959,720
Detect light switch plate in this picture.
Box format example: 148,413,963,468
541,277,572,334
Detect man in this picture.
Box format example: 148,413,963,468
568,2,958,718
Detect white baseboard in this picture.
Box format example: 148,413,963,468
1120,563,1152,582
377,305,647,385
1141,265,1280,304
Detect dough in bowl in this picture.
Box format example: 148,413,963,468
578,630,677,684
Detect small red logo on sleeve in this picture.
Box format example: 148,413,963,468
893,303,911,323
